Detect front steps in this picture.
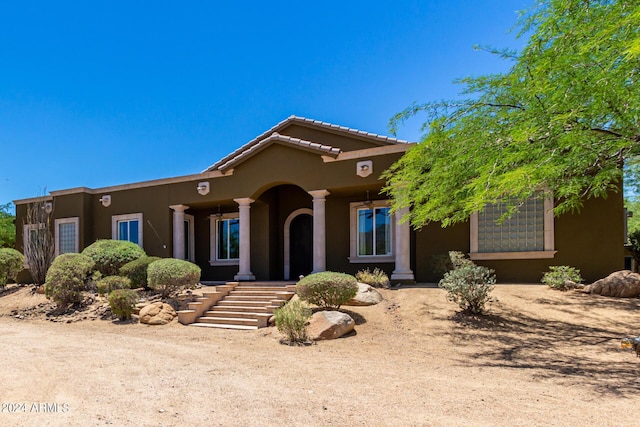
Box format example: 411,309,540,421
177,282,296,330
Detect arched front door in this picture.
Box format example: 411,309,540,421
284,209,313,280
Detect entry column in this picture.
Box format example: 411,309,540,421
234,198,256,281
308,190,330,273
391,206,415,282
170,205,189,260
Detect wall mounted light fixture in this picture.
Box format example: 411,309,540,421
99,195,111,207
44,202,53,214
356,160,373,177
197,181,210,196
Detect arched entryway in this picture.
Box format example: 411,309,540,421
284,208,313,280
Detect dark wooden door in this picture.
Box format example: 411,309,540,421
290,214,313,278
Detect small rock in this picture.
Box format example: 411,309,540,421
307,311,355,340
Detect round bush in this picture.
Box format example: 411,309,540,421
109,289,138,320
541,266,583,290
438,264,496,314
0,248,24,287
355,267,390,289
97,275,132,296
274,299,312,344
430,251,475,280
119,256,161,289
44,253,95,308
296,271,358,310
82,240,146,276
147,258,201,297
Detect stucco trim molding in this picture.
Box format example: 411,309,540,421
469,251,557,261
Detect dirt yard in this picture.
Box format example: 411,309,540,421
0,283,638,427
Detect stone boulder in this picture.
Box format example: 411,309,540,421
579,270,640,298
139,302,177,325
307,311,355,340
344,282,383,306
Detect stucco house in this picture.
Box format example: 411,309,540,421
14,116,625,284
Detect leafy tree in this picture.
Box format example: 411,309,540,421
0,203,15,248
625,197,640,235
383,0,640,228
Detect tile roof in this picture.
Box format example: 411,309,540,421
203,115,410,172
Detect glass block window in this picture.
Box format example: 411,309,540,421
478,196,544,252
217,218,239,260
55,218,79,255
357,207,392,256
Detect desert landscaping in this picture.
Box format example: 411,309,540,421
1,282,639,427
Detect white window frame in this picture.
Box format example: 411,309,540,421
470,195,556,260
349,200,395,263
184,214,195,262
209,213,239,266
112,213,143,247
54,217,80,256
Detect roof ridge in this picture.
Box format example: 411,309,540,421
202,115,409,172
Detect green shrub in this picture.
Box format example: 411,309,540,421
296,271,358,310
97,275,132,296
44,253,95,308
541,266,584,290
81,239,146,276
439,264,496,314
0,248,24,287
274,299,312,344
355,267,390,289
119,256,161,289
430,251,475,279
147,258,200,297
108,289,138,320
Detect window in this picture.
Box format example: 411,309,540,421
470,194,555,260
112,213,143,247
349,201,394,263
209,214,239,265
54,217,79,256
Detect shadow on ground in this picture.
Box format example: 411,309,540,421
438,302,640,396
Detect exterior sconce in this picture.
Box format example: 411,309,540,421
356,160,373,178
197,182,210,196
99,195,111,207
44,202,53,214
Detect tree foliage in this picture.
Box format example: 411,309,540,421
0,203,16,248
383,0,640,228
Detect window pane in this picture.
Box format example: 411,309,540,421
58,222,76,254
375,208,391,255
229,219,239,259
358,209,373,256
217,220,228,260
129,220,139,245
118,221,128,241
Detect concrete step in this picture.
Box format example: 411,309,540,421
197,316,259,327
218,299,274,306
210,306,272,315
190,323,258,330
204,310,266,318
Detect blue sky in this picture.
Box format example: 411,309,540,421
1,1,531,208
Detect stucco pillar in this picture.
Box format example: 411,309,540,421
234,198,255,281
170,205,189,260
309,190,330,273
391,206,415,281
